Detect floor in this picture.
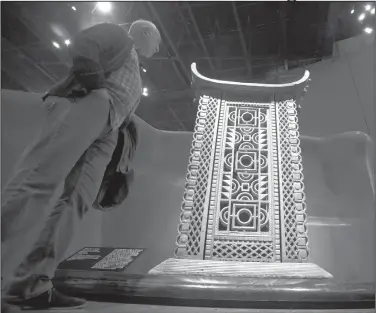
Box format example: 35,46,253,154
13,302,374,313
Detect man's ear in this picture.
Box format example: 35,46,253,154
143,30,152,37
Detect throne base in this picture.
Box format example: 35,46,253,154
149,258,332,279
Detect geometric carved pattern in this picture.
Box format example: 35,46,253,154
175,96,219,257
208,102,278,261
175,96,309,263
213,241,274,262
277,100,309,261
269,101,281,261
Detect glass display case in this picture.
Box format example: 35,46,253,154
1,34,374,312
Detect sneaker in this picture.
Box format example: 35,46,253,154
6,288,87,310
1,301,21,313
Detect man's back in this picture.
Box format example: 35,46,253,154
105,47,142,130
47,23,142,129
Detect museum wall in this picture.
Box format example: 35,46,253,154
291,34,374,283
297,33,374,137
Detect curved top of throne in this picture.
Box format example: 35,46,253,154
191,63,311,101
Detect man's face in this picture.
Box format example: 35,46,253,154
138,30,161,59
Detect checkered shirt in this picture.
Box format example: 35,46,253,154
105,47,142,130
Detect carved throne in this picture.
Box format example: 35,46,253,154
150,64,331,279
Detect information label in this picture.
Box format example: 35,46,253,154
58,247,144,272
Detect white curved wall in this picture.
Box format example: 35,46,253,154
290,34,374,138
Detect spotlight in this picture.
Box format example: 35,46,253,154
351,9,355,14
371,7,375,14
358,13,366,21
142,87,148,96
142,68,147,73
52,41,60,49
64,39,71,46
364,27,373,34
96,2,112,14
365,4,371,11
71,6,76,11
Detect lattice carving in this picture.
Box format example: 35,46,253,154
277,100,309,261
212,240,274,262
204,100,280,262
175,95,219,257
204,99,226,259
175,96,309,263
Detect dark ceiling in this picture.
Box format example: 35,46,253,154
1,2,371,131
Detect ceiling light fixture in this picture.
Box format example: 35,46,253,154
365,4,371,11
96,2,112,14
52,41,60,49
358,13,366,21
142,68,147,73
351,9,355,14
371,7,375,14
65,39,71,46
364,27,373,34
71,6,76,11
142,87,148,96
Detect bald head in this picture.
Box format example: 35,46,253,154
128,19,161,58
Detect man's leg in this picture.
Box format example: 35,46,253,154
4,130,118,309
1,91,112,295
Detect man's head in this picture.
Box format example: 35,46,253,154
128,19,161,58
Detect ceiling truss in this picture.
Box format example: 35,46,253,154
1,2,334,101
231,2,252,76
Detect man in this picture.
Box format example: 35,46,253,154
1,19,161,311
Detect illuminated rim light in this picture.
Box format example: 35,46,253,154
364,27,373,34
96,2,112,13
191,63,310,88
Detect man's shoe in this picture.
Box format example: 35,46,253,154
6,288,87,310
1,301,22,313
